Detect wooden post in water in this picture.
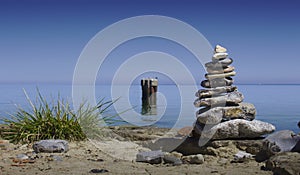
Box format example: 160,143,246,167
141,78,158,115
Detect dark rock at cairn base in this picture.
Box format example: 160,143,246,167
292,139,300,152
205,57,233,68
256,130,300,162
206,65,235,74
195,86,237,98
201,77,233,88
140,137,187,153
196,102,256,124
194,90,244,107
265,152,300,175
174,137,264,156
194,119,275,140
177,126,193,136
205,71,236,79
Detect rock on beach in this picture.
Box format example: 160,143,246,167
196,102,256,124
194,119,275,140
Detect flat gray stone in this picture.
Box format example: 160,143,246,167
233,151,253,163
182,154,204,164
196,107,223,124
194,119,275,140
212,52,228,60
195,86,237,98
194,91,244,107
163,153,182,165
205,71,236,79
196,103,256,124
205,58,233,68
16,154,29,160
136,150,165,164
33,139,69,153
206,66,235,74
201,77,233,88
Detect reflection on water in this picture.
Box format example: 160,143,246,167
141,101,157,116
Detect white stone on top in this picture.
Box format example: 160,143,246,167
215,44,227,53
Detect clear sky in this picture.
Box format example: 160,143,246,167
0,0,299,85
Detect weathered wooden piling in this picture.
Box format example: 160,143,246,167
141,78,158,115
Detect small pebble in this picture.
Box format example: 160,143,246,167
89,169,109,173
16,154,29,160
50,155,63,161
215,44,227,53
87,158,104,162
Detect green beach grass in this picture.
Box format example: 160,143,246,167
0,89,120,143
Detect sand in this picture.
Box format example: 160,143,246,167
0,126,273,175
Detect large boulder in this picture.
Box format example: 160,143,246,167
194,119,275,140
265,130,300,153
196,102,256,124
266,152,300,175
256,130,300,161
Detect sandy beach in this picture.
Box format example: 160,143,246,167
0,126,273,175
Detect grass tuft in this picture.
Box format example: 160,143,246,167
0,89,120,143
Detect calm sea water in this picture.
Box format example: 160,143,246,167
0,83,299,133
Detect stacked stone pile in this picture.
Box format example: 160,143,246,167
135,45,278,167
193,45,275,140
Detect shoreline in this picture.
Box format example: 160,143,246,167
1,140,271,175
0,126,275,175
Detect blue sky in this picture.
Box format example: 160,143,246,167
0,0,299,84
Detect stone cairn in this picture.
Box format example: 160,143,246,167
193,45,275,140
135,45,277,166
